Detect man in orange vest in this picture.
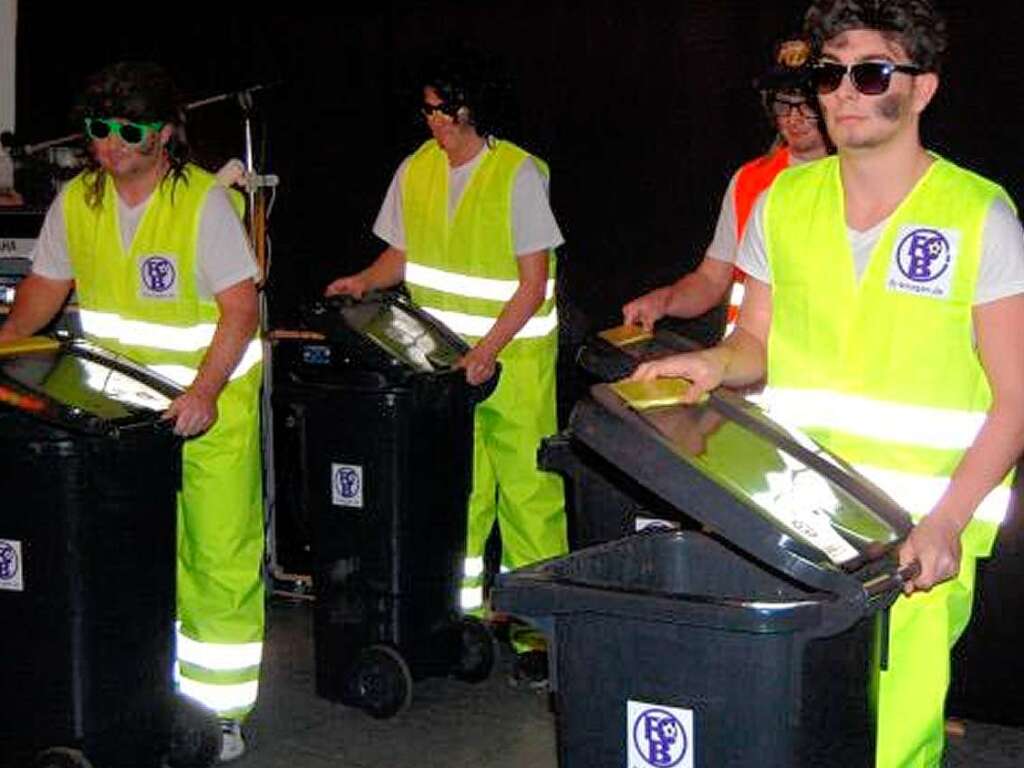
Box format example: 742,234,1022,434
622,37,829,335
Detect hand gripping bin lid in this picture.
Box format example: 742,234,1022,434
493,383,916,768
294,290,497,397
0,337,183,768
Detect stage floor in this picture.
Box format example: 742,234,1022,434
238,595,1024,768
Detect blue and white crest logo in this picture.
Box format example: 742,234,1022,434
0,541,18,581
331,463,364,508
887,225,960,300
629,705,691,768
896,229,951,283
140,255,178,298
0,539,23,591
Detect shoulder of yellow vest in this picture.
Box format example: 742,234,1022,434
491,139,529,162
182,163,218,188
930,155,1016,213
412,138,440,159
490,139,552,179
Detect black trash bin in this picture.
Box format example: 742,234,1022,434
271,291,497,718
494,383,915,768
0,337,183,768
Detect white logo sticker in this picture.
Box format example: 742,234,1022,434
139,253,179,299
331,463,363,508
886,225,961,300
627,700,693,768
0,539,24,592
635,517,681,533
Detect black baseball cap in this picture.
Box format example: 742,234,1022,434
754,37,814,92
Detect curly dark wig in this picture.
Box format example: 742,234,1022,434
73,61,190,207
804,0,948,72
421,45,513,142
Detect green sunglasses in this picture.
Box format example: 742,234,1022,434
84,117,165,145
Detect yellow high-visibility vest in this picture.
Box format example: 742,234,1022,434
64,164,260,386
762,155,1015,554
400,139,557,354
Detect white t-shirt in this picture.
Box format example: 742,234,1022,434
32,183,257,299
372,143,564,256
737,191,1024,305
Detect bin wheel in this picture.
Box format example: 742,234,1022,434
452,616,496,683
33,748,93,768
347,644,414,719
167,694,221,768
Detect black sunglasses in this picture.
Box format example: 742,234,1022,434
811,61,925,96
420,102,460,120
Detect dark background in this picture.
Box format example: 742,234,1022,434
12,3,1024,724
15,2,1022,334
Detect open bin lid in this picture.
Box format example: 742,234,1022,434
570,383,914,598
301,291,471,375
0,337,182,437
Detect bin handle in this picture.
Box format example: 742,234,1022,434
864,560,921,598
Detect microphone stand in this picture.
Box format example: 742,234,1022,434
186,83,279,290
191,83,289,586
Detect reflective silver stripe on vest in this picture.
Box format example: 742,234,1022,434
729,280,745,310
420,305,558,340
79,308,218,352
725,280,745,335
176,623,263,671
176,668,259,713
405,262,555,302
756,387,987,451
149,339,263,387
855,465,1010,524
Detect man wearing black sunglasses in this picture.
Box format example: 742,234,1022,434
631,1,1024,766
0,61,264,762
325,50,566,688
622,37,829,337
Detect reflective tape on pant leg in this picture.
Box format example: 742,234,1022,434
460,586,483,611
178,676,259,714
176,623,264,671
463,556,485,579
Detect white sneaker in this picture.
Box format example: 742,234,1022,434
218,719,246,763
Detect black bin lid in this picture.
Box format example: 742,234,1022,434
0,337,182,437
571,384,914,599
301,291,470,375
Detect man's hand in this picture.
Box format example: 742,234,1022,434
163,387,219,437
457,344,498,386
324,274,370,299
622,287,672,332
629,348,730,404
898,511,963,594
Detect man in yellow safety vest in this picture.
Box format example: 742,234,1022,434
325,51,567,687
631,2,1024,765
0,62,264,763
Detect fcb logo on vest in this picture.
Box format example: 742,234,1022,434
887,225,960,300
140,254,179,299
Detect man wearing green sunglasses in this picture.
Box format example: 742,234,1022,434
0,61,264,763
